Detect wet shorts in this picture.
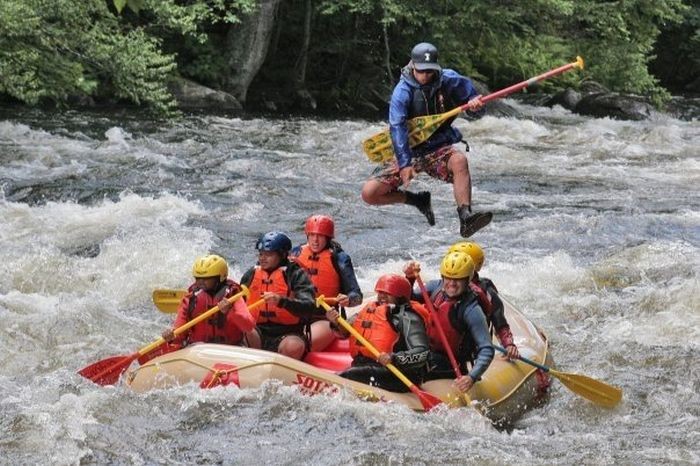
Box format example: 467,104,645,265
423,351,468,381
369,145,465,190
256,325,309,355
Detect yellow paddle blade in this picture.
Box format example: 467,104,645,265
362,111,458,164
550,369,623,408
152,289,186,313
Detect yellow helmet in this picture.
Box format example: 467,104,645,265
440,252,475,280
447,241,484,272
192,254,228,281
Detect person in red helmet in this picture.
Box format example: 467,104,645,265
325,274,430,392
290,214,363,351
240,231,318,360
162,254,255,347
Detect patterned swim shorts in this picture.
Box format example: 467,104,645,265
369,145,465,190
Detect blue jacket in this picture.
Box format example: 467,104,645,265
389,66,480,169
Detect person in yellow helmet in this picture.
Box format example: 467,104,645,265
404,252,494,392
162,254,256,348
447,241,519,359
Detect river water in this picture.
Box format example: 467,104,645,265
0,103,698,465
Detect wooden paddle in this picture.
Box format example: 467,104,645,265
152,288,187,313
494,345,622,408
362,56,585,164
316,296,443,411
79,287,250,385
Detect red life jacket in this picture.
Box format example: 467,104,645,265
427,291,464,355
349,301,431,359
469,279,493,316
248,266,299,325
181,279,245,345
293,245,341,298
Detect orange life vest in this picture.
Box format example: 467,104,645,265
349,301,431,359
427,291,464,355
293,245,341,298
248,266,299,325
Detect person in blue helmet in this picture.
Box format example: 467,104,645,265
361,42,491,238
240,231,319,360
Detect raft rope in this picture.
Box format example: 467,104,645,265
202,365,237,389
129,357,383,401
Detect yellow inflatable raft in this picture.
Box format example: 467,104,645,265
127,297,551,424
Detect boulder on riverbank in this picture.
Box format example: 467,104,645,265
168,77,698,122
545,81,661,121
574,92,660,121
169,78,242,111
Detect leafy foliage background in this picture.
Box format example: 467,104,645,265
0,0,696,115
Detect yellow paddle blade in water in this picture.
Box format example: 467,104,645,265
152,289,186,313
495,345,622,408
550,369,623,408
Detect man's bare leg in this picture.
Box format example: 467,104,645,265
448,151,472,208
361,179,435,225
448,151,492,237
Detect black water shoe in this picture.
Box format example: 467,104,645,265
458,205,492,237
405,191,435,226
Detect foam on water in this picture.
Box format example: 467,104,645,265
0,105,698,464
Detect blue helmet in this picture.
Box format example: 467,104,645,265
256,231,292,254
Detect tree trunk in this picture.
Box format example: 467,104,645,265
293,0,316,109
382,20,394,87
224,0,282,103
294,0,312,89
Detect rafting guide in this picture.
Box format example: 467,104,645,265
361,42,492,238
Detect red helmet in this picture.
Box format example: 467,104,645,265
375,274,412,300
304,215,335,238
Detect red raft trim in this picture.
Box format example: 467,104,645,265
200,363,240,388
